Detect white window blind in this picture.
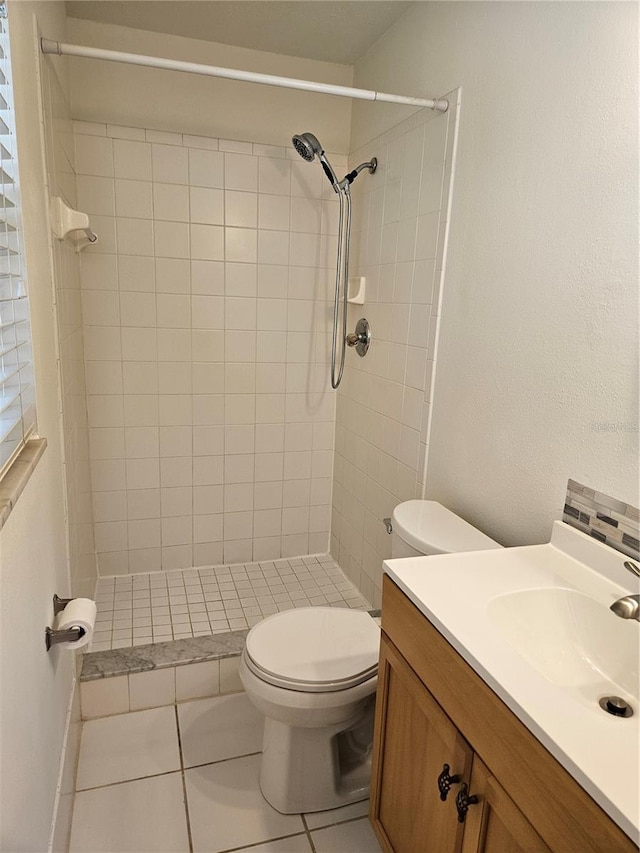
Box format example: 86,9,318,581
0,6,36,476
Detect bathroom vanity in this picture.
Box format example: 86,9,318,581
370,525,639,853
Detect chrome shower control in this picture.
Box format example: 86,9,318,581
346,318,371,357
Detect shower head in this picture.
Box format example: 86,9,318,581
292,131,340,190
292,132,321,162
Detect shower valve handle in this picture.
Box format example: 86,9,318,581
346,318,371,357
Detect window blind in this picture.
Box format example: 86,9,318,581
0,6,37,476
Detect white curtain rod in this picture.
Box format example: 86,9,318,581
40,38,448,112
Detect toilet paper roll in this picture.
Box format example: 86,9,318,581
54,598,97,650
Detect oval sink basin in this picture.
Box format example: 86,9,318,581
487,588,639,703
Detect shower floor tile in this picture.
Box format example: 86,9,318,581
91,555,370,651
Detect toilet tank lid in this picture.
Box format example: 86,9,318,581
391,500,501,554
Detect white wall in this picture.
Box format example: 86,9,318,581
67,17,353,153
351,2,639,545
0,3,76,850
41,19,97,600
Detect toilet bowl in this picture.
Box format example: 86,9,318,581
241,501,502,815
239,607,379,814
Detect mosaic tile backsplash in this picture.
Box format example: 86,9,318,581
563,479,639,560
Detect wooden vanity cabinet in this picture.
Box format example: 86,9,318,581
370,576,637,853
460,757,551,853
372,634,472,852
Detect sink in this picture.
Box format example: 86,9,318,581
487,588,639,703
383,521,640,840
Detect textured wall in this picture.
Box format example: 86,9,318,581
0,4,76,851
351,2,639,546
67,17,353,153
41,27,96,600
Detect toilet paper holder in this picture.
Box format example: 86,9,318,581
45,594,86,651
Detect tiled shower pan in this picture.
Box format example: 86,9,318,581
80,554,375,689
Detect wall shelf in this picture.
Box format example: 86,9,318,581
49,196,98,251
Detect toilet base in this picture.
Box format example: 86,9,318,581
259,696,375,814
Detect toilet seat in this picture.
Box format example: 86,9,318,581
244,607,380,693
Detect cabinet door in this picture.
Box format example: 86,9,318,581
461,757,552,853
370,634,473,853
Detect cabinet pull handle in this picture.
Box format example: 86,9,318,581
437,763,460,801
455,783,479,823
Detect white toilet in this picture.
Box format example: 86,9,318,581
239,500,502,815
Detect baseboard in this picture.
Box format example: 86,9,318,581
48,677,81,853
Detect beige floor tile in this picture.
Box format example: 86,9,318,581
304,798,370,829
233,835,313,852
76,706,180,789
185,754,304,852
178,692,263,767
69,772,189,852
311,817,382,852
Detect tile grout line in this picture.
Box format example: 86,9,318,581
301,814,318,853
75,766,183,794
214,831,314,853
73,747,264,796
182,750,262,773
174,703,195,853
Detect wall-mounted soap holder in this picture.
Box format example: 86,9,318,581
50,196,98,252
347,276,366,305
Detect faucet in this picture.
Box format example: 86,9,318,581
610,595,640,621
609,560,640,621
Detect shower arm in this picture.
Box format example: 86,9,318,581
339,158,378,190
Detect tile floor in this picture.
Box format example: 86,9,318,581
92,555,370,650
70,692,382,853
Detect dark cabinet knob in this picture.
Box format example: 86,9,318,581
437,763,460,801
455,783,479,823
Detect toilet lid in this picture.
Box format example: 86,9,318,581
244,607,380,693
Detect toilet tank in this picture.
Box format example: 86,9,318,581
391,500,502,558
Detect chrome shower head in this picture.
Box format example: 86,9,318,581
292,132,322,162
292,131,339,190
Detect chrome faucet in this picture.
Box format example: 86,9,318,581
609,561,640,621
610,595,640,621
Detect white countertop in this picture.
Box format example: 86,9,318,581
383,521,640,843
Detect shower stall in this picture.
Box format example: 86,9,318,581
38,26,459,649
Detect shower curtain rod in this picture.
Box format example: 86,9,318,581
40,39,448,112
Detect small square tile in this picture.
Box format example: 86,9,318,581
76,706,180,789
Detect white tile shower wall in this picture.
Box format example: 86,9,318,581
40,56,97,597
331,96,460,607
76,123,343,573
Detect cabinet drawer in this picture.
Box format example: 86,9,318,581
381,575,637,853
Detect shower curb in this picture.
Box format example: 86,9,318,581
80,610,381,682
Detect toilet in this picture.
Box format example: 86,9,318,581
239,500,502,815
